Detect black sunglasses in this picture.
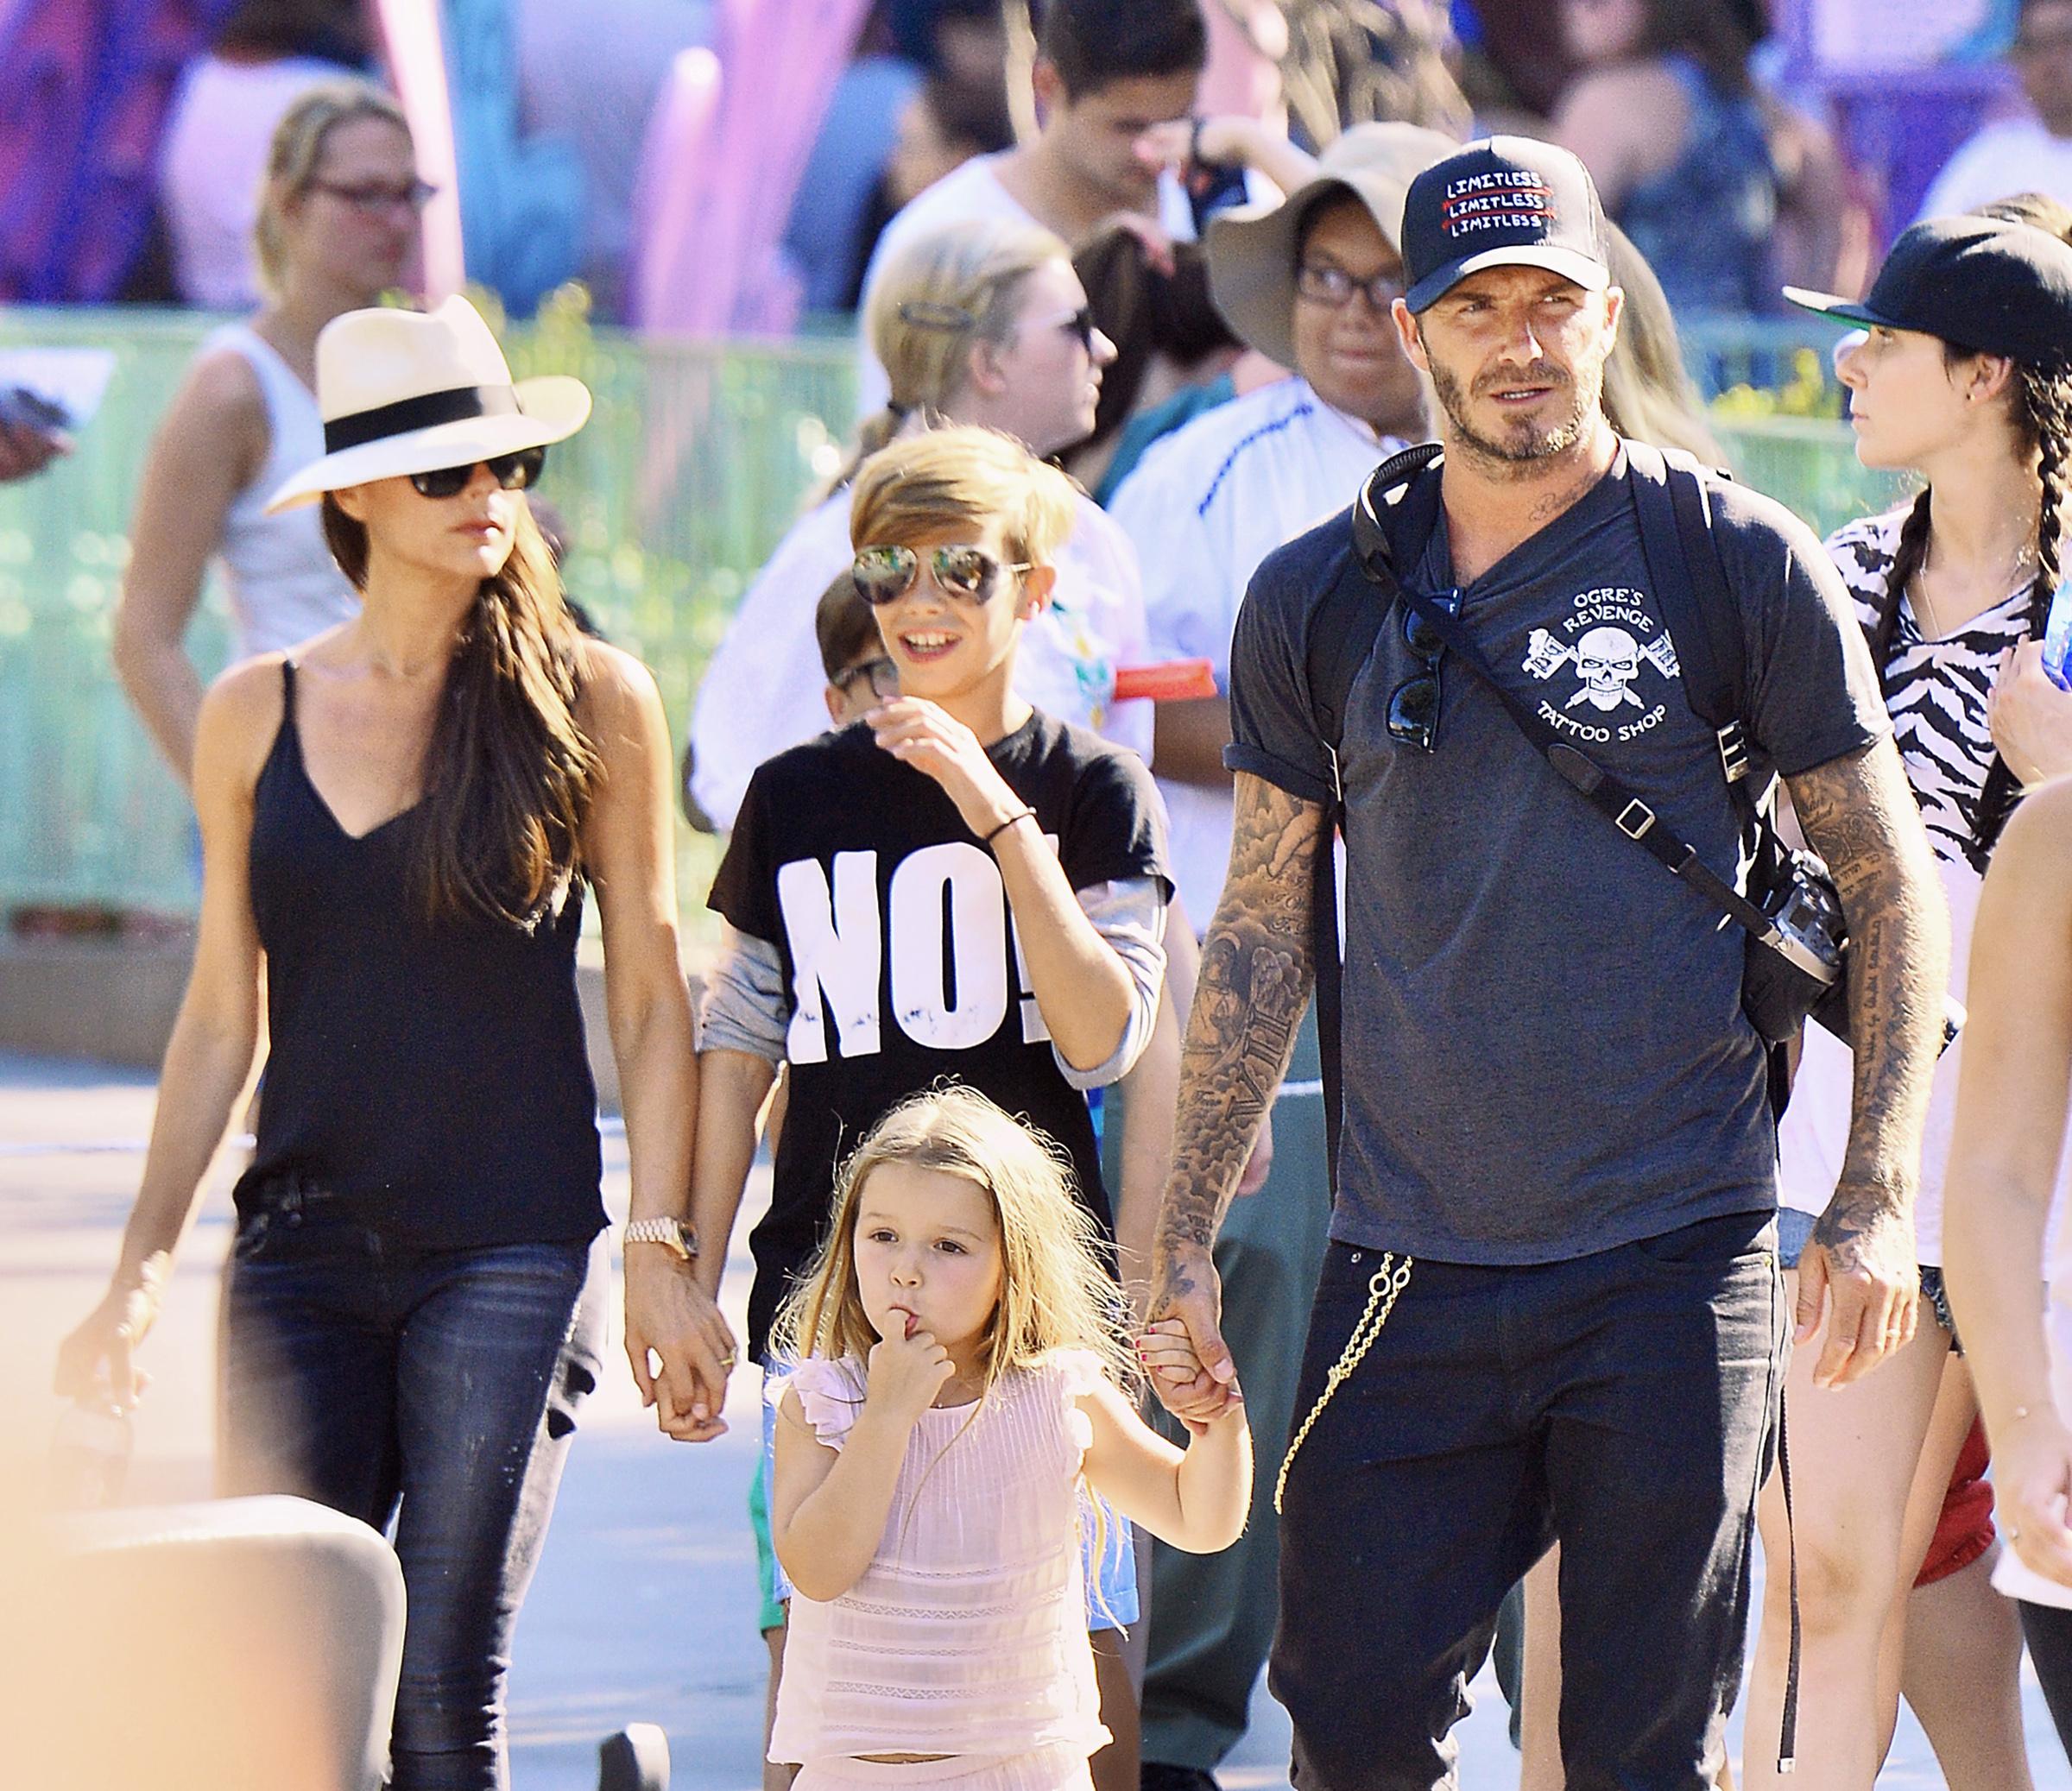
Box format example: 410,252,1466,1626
834,654,900,702
408,445,546,500
1387,586,1462,752
851,544,1033,607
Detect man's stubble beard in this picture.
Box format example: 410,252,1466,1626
1426,349,1607,476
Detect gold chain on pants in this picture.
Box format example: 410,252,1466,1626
1273,1254,1414,1514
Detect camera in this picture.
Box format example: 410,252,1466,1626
1759,850,1846,988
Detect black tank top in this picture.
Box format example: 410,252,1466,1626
231,662,605,1246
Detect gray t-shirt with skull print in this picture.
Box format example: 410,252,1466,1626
1224,445,1889,1263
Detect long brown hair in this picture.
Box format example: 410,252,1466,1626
319,497,598,926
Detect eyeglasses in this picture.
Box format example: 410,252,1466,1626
311,178,439,215
408,445,546,500
1297,261,1406,313
833,655,901,703
851,544,1032,607
1387,587,1462,752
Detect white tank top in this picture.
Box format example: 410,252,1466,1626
769,1352,1111,1767
205,324,359,661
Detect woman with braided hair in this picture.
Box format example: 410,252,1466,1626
1737,216,2072,1791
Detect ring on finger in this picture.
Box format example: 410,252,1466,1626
719,1352,737,1370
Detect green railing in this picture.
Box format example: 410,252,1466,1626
0,306,1909,925
0,306,855,936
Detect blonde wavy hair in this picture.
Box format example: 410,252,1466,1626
1601,220,1726,464
772,1084,1135,1400
850,424,1079,572
840,216,1071,479
255,80,413,297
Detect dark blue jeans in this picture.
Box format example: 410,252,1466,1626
220,1185,602,1791
1271,1212,1784,1791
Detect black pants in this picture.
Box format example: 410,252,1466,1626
1270,1213,1783,1791
2023,1600,2072,1760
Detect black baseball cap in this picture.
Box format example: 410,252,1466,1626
1785,217,2072,364
1400,136,1610,313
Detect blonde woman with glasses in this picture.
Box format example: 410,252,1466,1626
115,79,433,787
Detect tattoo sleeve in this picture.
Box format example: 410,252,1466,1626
1153,773,1326,1276
1785,737,1951,1236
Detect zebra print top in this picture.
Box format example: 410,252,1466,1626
1827,507,2036,875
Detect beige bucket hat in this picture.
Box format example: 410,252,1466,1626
1206,123,1461,369
264,294,591,513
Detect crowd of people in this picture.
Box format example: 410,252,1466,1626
28,3,2072,1791
18,0,2072,330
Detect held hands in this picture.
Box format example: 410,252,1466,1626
54,1253,172,1412
869,699,1026,841
623,1252,737,1442
1146,1243,1243,1425
1995,1406,2072,1590
1989,640,2072,789
865,1324,956,1430
1138,1317,1243,1436
1796,1194,1919,1389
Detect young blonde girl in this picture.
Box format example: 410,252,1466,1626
769,1086,1250,1791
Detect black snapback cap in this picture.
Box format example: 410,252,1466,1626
1785,217,2072,365
1400,136,1610,313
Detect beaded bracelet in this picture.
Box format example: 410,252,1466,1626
982,808,1037,847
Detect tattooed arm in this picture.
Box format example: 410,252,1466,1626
1147,773,1327,1422
1785,735,1950,1389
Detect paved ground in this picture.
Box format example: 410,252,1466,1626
3,1047,2064,1788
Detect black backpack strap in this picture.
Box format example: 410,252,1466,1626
1623,438,1753,788
1303,441,1443,1189
1350,464,1785,949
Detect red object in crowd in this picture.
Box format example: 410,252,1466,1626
1112,659,1219,703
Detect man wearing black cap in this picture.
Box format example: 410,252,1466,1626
1143,136,1950,1788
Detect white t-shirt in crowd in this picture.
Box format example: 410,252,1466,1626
686,486,1153,832
1917,117,2072,222
1108,376,1393,927
852,153,1203,419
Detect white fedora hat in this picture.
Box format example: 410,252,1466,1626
264,294,591,513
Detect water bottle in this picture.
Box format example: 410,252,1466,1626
50,1400,132,1509
2045,576,2072,693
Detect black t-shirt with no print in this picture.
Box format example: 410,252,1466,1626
710,712,1170,1360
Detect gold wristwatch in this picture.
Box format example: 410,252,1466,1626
623,1215,699,1261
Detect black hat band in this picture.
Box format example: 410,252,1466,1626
323,383,524,455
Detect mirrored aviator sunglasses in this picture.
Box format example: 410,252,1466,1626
850,544,1032,607
408,444,547,500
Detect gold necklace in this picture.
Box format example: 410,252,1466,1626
1912,539,2038,638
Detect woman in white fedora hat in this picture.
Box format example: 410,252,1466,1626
59,295,723,1791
